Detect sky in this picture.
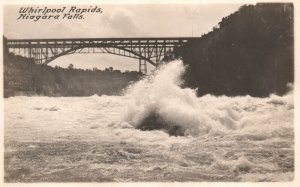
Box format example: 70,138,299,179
4,4,243,71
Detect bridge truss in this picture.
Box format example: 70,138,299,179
5,37,196,74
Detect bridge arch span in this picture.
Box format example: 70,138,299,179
5,37,197,74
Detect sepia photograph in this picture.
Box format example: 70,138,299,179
1,0,297,184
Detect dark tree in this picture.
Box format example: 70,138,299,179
175,3,293,97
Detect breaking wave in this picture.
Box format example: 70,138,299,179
123,60,293,137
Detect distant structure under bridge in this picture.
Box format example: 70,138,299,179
4,37,200,74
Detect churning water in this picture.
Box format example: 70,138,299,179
4,60,294,182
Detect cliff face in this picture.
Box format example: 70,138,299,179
176,3,293,97
4,52,142,97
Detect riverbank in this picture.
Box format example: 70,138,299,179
175,3,293,97
3,52,142,97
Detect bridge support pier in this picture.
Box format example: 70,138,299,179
139,59,147,74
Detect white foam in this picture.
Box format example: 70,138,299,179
121,60,293,138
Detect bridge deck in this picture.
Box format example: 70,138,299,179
7,37,200,42
6,37,199,48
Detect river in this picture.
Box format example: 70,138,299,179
4,60,294,182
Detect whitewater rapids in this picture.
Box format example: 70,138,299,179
4,60,294,182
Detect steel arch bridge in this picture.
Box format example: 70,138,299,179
5,37,199,74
